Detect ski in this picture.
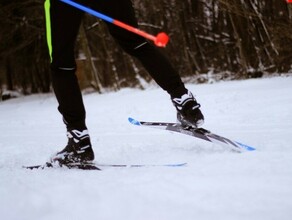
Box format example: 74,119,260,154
23,162,101,170
23,162,187,170
128,117,256,152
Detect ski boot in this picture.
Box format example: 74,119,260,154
51,129,95,166
172,90,204,128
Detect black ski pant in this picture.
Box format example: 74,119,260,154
45,0,186,130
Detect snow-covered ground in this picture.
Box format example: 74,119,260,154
0,76,292,220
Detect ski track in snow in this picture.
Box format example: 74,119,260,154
0,76,292,220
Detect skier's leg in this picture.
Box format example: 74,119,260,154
45,0,86,130
44,0,94,163
96,0,204,127
95,0,187,97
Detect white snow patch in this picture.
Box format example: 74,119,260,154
0,76,292,220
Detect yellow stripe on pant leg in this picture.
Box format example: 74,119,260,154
44,0,52,62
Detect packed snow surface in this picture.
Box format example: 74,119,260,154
0,76,292,220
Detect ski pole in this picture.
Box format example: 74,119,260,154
59,0,169,47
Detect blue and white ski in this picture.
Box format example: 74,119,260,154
24,162,187,170
128,117,256,152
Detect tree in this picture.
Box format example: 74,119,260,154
0,0,51,95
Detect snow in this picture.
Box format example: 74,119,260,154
0,76,292,220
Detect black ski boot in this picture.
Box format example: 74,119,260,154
51,129,95,165
172,90,204,128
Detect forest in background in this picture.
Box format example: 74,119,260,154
0,0,291,96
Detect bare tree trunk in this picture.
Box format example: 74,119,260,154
5,56,13,90
79,23,103,92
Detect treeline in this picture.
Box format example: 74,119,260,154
0,0,291,95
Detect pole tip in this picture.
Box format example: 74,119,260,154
154,32,169,47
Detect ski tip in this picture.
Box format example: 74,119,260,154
236,141,256,151
128,117,141,126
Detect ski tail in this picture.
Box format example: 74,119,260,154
128,117,176,127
